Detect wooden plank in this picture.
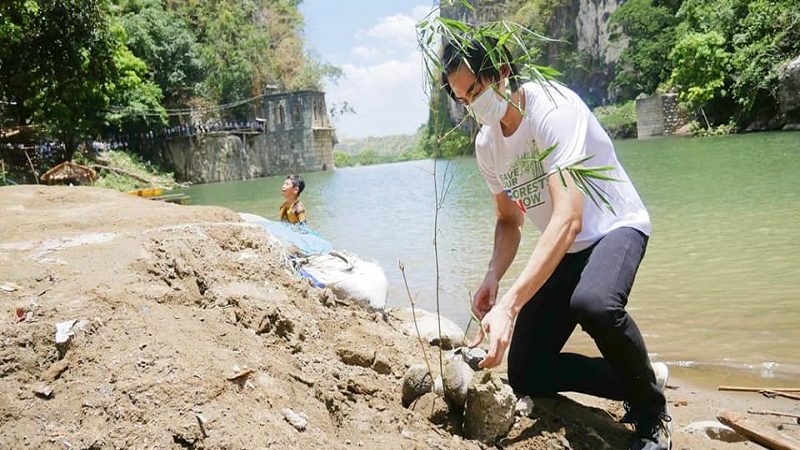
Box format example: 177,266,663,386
719,386,800,393
718,410,800,450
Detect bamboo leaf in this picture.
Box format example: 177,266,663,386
458,0,475,12
557,166,567,188
537,143,558,161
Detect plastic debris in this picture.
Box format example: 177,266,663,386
55,319,78,345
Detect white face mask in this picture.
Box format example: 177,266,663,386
468,83,508,125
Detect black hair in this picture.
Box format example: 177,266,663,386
440,37,520,102
287,174,305,195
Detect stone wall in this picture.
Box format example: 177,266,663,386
158,90,335,184
635,94,687,139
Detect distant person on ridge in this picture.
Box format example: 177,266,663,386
441,37,671,450
279,174,307,225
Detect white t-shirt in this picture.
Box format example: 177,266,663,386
475,81,651,253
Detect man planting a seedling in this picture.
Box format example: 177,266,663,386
438,35,671,450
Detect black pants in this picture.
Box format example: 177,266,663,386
507,227,665,411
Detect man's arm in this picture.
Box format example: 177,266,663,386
487,191,525,284
476,171,584,367
503,171,583,313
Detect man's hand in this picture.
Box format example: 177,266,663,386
475,299,516,369
472,274,498,320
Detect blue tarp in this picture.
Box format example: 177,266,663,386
241,213,332,256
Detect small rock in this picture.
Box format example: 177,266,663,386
443,359,473,409
410,392,449,425
390,308,464,349
454,346,487,371
402,364,433,407
683,420,745,443
515,396,534,417
463,371,516,442
433,375,444,396
282,408,308,432
371,353,392,375
33,383,53,399
0,282,20,292
336,346,374,368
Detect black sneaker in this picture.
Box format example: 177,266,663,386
621,362,669,424
630,408,672,450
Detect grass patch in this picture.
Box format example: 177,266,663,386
593,101,638,139
75,150,180,192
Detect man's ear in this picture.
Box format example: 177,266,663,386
499,64,511,79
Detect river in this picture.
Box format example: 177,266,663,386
181,131,800,386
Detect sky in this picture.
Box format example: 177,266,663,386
299,1,437,139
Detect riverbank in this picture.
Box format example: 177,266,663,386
1,185,798,449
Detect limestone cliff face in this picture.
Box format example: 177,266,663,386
574,0,627,65
439,0,626,105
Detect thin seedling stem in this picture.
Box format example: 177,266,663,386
398,260,433,378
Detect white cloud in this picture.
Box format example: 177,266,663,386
351,45,381,60
326,5,435,138
356,13,418,50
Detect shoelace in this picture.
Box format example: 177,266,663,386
644,413,672,442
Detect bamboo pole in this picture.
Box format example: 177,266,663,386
719,386,800,393
24,149,38,184
718,410,800,450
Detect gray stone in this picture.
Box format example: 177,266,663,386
389,308,464,349
779,55,800,118
455,346,487,371
443,360,473,409
515,396,534,417
402,364,433,407
683,420,745,443
282,408,308,432
410,392,449,425
463,371,516,442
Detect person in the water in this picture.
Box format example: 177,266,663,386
279,174,307,225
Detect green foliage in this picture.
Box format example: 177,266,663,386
74,149,177,191
668,31,731,110
334,130,429,167
1,0,334,157
611,0,800,127
105,22,167,132
421,129,472,158
111,0,204,107
728,0,800,113
333,151,351,168
688,119,736,137
611,0,682,98
1,0,117,152
593,101,638,139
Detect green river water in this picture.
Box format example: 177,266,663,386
181,132,800,386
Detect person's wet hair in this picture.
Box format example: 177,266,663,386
440,36,520,102
287,174,305,194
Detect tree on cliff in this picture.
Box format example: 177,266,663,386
1,0,338,157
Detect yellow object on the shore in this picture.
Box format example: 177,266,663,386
128,187,163,198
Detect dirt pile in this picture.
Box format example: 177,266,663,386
1,186,797,450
